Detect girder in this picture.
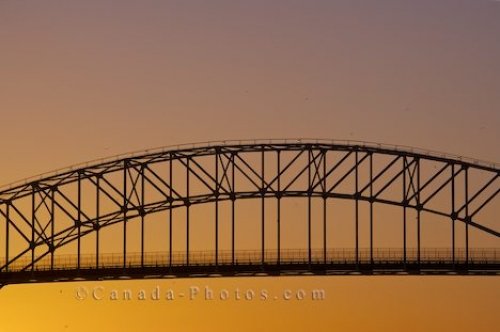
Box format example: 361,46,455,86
0,139,499,284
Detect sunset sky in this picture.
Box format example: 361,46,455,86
0,0,499,331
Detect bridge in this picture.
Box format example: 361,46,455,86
0,139,499,286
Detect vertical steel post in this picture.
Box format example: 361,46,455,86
5,203,9,272
369,152,373,265
355,150,359,266
31,186,35,272
403,157,407,266
123,161,127,269
417,158,421,266
169,155,173,267
141,165,145,268
186,157,190,267
77,173,81,270
96,176,100,269
261,147,265,266
465,166,469,265
451,164,455,266
215,150,219,267
50,189,55,270
308,147,312,265
231,152,236,265
323,150,327,265
277,149,281,266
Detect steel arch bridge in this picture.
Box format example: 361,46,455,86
0,139,499,286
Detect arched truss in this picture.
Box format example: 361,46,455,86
0,139,498,282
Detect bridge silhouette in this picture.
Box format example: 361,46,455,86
0,139,498,286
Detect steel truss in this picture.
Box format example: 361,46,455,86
0,140,499,284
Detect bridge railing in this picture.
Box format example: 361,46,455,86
1,248,499,272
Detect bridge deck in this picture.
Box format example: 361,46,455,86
1,249,499,285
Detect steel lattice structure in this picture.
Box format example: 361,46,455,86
0,139,499,285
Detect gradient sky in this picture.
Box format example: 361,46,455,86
0,0,499,331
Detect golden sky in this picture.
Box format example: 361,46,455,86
0,0,499,331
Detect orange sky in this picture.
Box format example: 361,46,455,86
0,0,499,331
